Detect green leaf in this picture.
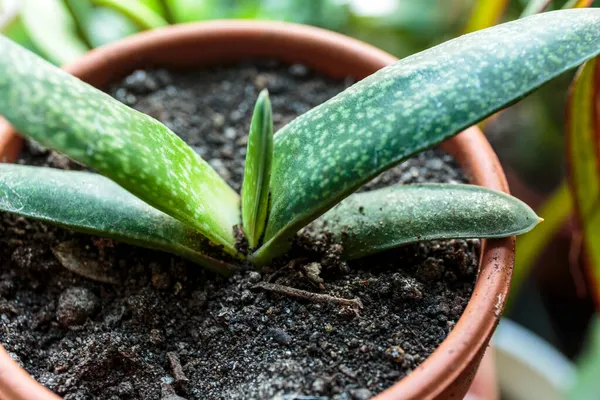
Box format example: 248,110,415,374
253,9,600,263
86,7,140,47
569,316,600,399
145,0,175,23
463,0,509,33
1,15,42,57
139,0,167,15
90,0,168,29
0,36,241,253
242,89,273,249
0,164,236,274
566,56,600,303
20,0,89,65
63,0,95,48
314,184,541,260
165,0,243,22
0,0,20,32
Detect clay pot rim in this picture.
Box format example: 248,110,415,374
0,20,512,400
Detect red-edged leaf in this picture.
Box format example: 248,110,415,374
566,57,600,307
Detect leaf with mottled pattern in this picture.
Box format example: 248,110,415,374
0,164,236,274
252,9,600,263
0,35,241,253
315,184,541,260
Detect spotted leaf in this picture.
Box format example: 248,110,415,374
0,164,236,274
242,90,273,249
0,36,240,253
315,184,541,260
253,9,600,263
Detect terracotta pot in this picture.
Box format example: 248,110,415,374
0,21,511,400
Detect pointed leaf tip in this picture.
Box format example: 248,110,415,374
314,184,540,260
242,89,274,249
256,9,600,262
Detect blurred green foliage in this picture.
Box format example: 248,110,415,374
0,0,477,62
570,316,600,399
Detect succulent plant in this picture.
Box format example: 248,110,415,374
2,9,599,273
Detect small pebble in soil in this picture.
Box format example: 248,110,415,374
351,388,374,400
385,346,406,364
270,328,293,346
56,287,99,327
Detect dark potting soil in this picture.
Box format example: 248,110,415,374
1,61,479,400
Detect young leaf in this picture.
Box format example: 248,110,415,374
0,165,236,274
0,36,241,253
91,0,168,29
242,89,273,249
20,0,89,65
253,9,600,263
315,184,541,260
566,57,600,303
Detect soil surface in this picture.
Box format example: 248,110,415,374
1,61,478,400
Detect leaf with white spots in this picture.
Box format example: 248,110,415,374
315,184,541,260
242,89,273,249
0,164,236,274
253,9,600,263
0,36,241,253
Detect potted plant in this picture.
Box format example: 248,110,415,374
1,10,599,399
